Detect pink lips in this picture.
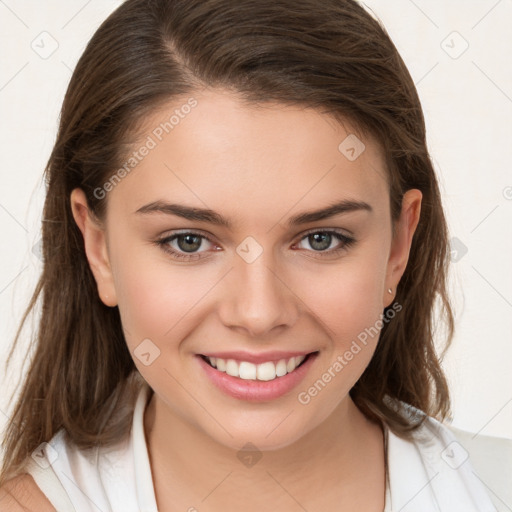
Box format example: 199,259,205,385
196,351,318,402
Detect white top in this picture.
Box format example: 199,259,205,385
23,381,512,512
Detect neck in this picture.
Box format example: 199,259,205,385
144,390,386,511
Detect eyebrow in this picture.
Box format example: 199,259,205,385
135,198,373,228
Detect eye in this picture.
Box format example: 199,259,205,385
155,228,356,262
293,229,356,258
155,231,218,261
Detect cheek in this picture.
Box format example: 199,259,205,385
301,251,388,344
113,263,207,347
294,247,389,397
108,235,205,348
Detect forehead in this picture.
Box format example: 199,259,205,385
107,89,390,225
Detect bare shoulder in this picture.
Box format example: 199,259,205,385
0,473,56,511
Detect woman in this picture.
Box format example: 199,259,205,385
1,0,510,510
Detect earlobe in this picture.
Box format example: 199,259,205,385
384,189,422,307
70,188,118,307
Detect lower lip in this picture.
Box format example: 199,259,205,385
196,353,318,402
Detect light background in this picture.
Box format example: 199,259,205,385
0,0,511,448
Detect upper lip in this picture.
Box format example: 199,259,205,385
199,350,317,364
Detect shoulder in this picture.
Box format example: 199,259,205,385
386,400,512,510
445,422,512,460
417,414,512,473
0,473,56,511
445,423,512,503
411,413,512,510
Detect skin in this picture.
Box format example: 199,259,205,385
70,88,422,511
0,474,55,511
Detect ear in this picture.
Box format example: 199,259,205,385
383,188,422,308
70,188,118,307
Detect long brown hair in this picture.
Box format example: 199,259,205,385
1,0,454,484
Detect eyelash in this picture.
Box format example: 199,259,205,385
155,229,356,261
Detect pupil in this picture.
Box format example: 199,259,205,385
310,233,330,251
178,234,201,252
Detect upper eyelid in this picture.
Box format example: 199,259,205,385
159,225,353,237
159,229,215,245
295,227,353,238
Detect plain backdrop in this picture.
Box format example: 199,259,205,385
1,0,511,449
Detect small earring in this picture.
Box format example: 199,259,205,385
387,288,393,294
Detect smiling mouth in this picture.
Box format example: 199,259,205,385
199,352,317,382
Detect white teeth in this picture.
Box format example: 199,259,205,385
257,361,276,381
239,361,257,380
275,359,287,377
205,354,308,381
226,359,239,377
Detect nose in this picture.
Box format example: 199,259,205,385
217,252,299,338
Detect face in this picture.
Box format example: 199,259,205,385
72,88,421,451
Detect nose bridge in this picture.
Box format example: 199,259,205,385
219,242,298,336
